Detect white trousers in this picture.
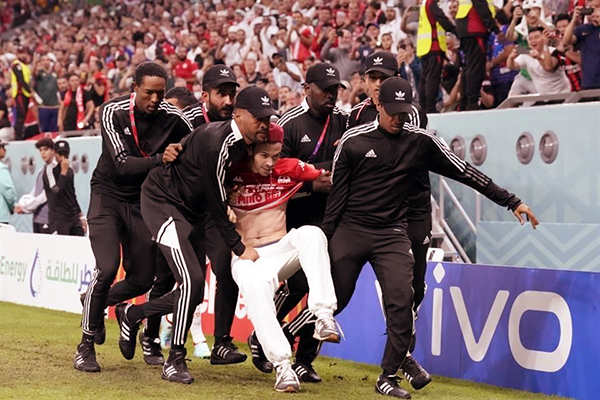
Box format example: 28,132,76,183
231,226,337,365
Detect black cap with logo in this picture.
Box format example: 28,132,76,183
202,65,239,89
378,77,414,115
365,52,398,77
234,86,277,119
54,140,70,154
305,63,347,89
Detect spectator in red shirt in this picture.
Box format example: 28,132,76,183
553,13,582,91
173,46,199,91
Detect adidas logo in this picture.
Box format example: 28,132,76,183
124,127,131,135
326,67,336,76
301,135,311,143
395,91,405,101
261,96,270,106
423,236,430,245
365,149,377,158
373,56,383,65
220,69,230,76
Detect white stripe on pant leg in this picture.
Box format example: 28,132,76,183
171,248,192,346
172,248,190,346
287,309,316,336
287,309,313,335
82,266,100,334
273,282,290,313
172,248,191,346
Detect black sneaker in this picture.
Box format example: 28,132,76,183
292,361,322,383
375,374,411,398
401,356,431,390
210,336,247,365
139,330,165,365
80,292,106,345
73,339,101,373
162,348,194,384
115,303,140,360
248,331,273,373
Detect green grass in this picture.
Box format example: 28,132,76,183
0,302,568,400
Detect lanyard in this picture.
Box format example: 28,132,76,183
129,93,150,158
202,103,210,124
308,115,330,164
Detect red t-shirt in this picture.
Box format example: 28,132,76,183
173,59,198,90
228,158,323,212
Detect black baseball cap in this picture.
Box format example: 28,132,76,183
54,140,70,154
305,63,347,89
365,51,398,77
234,86,277,119
378,77,414,115
202,65,239,89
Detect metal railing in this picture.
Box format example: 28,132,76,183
497,88,600,109
435,177,481,263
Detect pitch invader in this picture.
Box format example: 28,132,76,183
228,123,340,393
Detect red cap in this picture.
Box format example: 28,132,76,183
268,122,284,143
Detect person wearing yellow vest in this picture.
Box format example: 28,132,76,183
416,0,456,113
10,47,32,140
456,0,503,110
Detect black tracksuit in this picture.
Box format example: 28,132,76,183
349,98,431,348
323,119,521,375
81,95,191,338
275,99,349,363
42,163,84,236
148,101,237,341
138,119,248,347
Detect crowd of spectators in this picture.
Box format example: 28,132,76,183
0,0,598,140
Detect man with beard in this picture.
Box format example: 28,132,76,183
248,63,349,383
114,86,274,384
321,28,361,81
159,65,248,364
75,62,192,373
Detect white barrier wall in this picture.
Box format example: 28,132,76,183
0,230,95,313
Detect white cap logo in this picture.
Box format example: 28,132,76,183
220,69,230,76
261,96,270,105
326,68,335,76
395,91,406,101
373,57,383,65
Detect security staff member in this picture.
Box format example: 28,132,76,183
456,0,502,110
264,63,349,382
75,62,192,373
348,52,427,130
10,47,32,140
416,0,456,113
115,86,273,385
348,51,433,390
42,140,85,236
323,77,538,398
156,66,248,365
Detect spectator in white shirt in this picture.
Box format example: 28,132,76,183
272,53,303,92
507,27,570,95
379,3,407,49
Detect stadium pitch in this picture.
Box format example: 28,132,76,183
0,302,567,400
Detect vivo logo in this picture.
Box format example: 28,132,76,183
429,263,572,373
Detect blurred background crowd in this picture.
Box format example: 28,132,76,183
0,0,598,141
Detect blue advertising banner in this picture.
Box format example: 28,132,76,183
321,262,600,400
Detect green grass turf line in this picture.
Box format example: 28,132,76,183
0,301,570,400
